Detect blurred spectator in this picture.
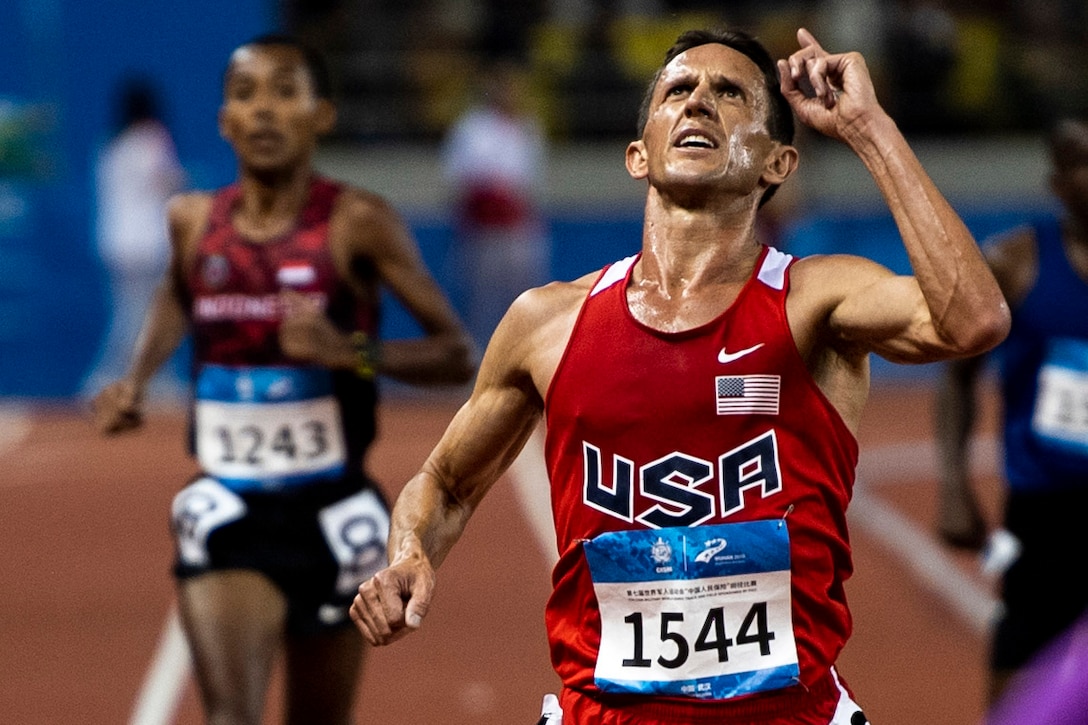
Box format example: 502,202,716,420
281,0,351,50
442,58,549,349
83,78,186,399
478,0,546,61
1002,0,1088,130
557,0,646,138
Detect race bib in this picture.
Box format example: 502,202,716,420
583,520,799,700
1031,338,1088,458
194,365,347,491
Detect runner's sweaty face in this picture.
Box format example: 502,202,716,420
219,44,333,173
630,43,780,204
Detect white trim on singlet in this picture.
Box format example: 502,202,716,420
596,246,792,296
757,246,793,291
590,255,638,297
593,247,790,297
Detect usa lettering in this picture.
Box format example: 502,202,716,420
582,430,782,527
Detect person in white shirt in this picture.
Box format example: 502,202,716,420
84,79,187,398
442,58,549,350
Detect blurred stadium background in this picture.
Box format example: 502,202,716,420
1,2,1086,724
3,0,1087,397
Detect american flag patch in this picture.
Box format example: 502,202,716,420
715,375,781,415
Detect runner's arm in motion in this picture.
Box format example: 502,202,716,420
934,231,1034,547
350,282,574,645
288,189,474,385
934,353,988,548
780,29,1010,363
92,194,205,434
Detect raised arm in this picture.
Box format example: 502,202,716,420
779,28,1010,362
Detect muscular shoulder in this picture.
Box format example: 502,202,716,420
328,186,403,249
508,275,594,331
325,185,419,278
166,192,214,260
332,184,397,220
485,273,596,396
788,253,894,318
785,252,901,367
167,192,213,232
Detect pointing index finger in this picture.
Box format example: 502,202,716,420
796,27,823,52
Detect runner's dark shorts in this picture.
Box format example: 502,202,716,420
170,473,390,635
993,485,1088,670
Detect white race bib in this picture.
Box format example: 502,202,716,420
194,365,347,491
583,520,799,700
1031,338,1088,457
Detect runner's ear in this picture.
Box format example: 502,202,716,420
626,140,649,180
315,98,337,135
761,143,798,188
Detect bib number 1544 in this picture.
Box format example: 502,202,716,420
622,602,775,670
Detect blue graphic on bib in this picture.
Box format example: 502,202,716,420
584,521,799,700
196,364,334,403
583,520,790,582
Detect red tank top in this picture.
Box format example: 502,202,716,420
543,246,858,704
188,176,376,363
186,176,379,476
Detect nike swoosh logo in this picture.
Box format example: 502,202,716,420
717,343,765,364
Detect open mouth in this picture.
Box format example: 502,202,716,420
675,131,717,149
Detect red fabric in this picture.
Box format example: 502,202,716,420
542,245,859,711
187,176,377,365
458,183,532,229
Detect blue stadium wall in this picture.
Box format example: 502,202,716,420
0,1,1051,398
0,0,273,398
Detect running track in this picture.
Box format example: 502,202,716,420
0,382,1003,724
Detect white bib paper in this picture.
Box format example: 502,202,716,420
583,520,799,700
194,365,347,490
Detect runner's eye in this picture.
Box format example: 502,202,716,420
226,80,255,102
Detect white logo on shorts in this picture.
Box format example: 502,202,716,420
171,478,247,566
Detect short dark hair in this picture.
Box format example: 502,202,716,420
116,78,161,131
226,33,334,100
635,28,795,206
637,28,793,144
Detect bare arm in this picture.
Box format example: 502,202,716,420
368,201,474,385
934,231,1035,548
780,29,1010,362
91,194,204,434
284,190,473,384
350,281,582,645
934,353,988,548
